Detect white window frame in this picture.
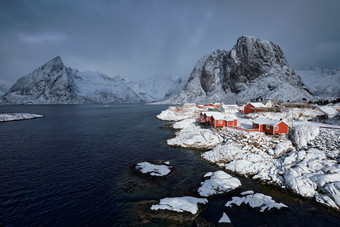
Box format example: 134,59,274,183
219,120,223,124
275,126,279,131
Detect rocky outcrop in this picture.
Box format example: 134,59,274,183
161,36,313,104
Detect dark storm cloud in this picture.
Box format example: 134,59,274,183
0,0,339,85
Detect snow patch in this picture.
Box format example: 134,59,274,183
219,212,231,223
225,192,288,212
136,162,171,176
150,196,208,214
0,113,44,122
198,171,241,197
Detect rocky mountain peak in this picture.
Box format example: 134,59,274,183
225,36,291,93
40,56,64,73
161,36,312,104
1,56,143,104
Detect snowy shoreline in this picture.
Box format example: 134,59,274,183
0,113,44,122
157,105,340,211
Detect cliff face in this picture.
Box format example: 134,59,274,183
1,57,143,104
161,36,313,104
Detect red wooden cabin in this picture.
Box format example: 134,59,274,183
252,117,289,134
244,102,266,114
210,114,238,128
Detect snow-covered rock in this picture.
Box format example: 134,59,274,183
0,113,44,122
198,171,241,197
283,168,316,197
316,182,340,209
150,196,208,215
135,162,171,176
225,191,288,212
160,36,312,104
166,125,223,149
1,56,143,104
156,106,197,121
199,125,340,210
290,125,320,149
201,142,244,163
172,118,196,129
219,212,231,224
274,140,294,157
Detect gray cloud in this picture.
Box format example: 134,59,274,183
0,0,339,85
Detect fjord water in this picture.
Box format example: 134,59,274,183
0,104,339,226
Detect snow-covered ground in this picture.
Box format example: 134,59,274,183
158,105,340,210
167,124,223,149
135,161,171,176
0,113,44,122
203,127,340,209
198,171,241,197
156,105,198,121
225,191,288,212
150,196,208,214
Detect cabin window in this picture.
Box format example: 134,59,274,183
266,125,270,130
219,120,223,124
275,126,279,131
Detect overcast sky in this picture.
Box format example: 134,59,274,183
1,0,339,85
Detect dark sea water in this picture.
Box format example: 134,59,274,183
0,104,339,226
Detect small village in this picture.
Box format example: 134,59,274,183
154,100,340,218
180,100,340,135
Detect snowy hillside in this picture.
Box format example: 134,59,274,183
1,57,143,104
0,84,8,97
296,67,340,99
127,75,185,102
160,36,313,104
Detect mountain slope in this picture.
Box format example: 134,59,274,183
296,67,340,99
127,75,185,102
0,84,8,97
161,36,313,104
1,57,143,104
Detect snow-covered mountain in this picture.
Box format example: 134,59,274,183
160,36,313,104
127,75,185,102
1,57,143,104
296,67,340,99
0,84,8,97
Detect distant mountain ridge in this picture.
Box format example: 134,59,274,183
1,38,338,104
1,57,143,104
160,36,314,104
127,75,185,102
296,67,340,99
